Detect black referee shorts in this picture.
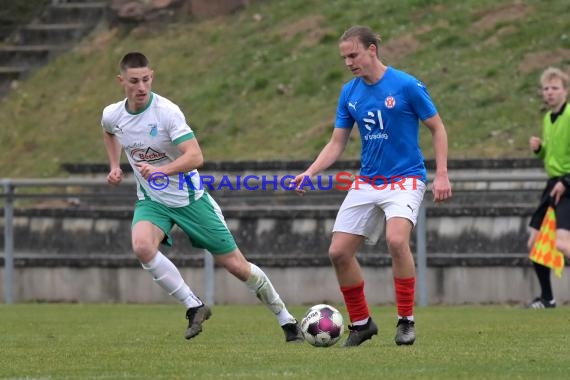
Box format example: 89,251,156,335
529,177,570,230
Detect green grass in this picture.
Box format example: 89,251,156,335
1,0,570,177
0,304,568,379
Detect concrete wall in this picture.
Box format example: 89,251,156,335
2,265,569,305
0,205,536,257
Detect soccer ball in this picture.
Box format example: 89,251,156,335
300,304,344,347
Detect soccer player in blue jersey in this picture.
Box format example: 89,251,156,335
293,25,452,346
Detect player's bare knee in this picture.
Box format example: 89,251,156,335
216,249,250,280
328,246,350,266
386,235,408,257
132,238,157,263
224,260,247,279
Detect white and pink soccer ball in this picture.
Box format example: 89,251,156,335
300,304,344,347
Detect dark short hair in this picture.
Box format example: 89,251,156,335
119,52,149,72
340,25,381,57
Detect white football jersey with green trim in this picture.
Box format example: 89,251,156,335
101,92,203,207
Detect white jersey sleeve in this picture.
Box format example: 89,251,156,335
101,100,127,135
163,102,194,143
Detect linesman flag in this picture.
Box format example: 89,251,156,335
529,206,565,277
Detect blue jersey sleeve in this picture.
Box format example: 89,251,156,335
335,84,354,129
406,79,437,121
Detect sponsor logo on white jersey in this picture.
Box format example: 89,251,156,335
130,147,167,163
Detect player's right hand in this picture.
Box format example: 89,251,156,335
529,136,541,152
550,181,566,205
290,172,312,196
107,167,123,186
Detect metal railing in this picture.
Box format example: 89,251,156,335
0,177,216,305
1,172,547,305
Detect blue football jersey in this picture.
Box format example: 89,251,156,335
335,67,437,184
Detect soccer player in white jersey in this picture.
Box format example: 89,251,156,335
293,26,452,346
101,52,303,342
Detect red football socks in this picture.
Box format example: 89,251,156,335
340,281,369,323
394,277,415,317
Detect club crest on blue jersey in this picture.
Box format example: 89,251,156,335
385,96,396,109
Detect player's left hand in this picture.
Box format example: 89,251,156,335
135,162,160,180
432,172,452,203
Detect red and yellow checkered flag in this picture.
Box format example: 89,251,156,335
529,206,565,277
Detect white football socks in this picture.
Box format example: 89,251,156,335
352,318,369,326
141,251,202,309
245,263,296,326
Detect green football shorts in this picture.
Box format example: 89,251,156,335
132,193,237,254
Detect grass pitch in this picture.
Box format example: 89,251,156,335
0,304,567,379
